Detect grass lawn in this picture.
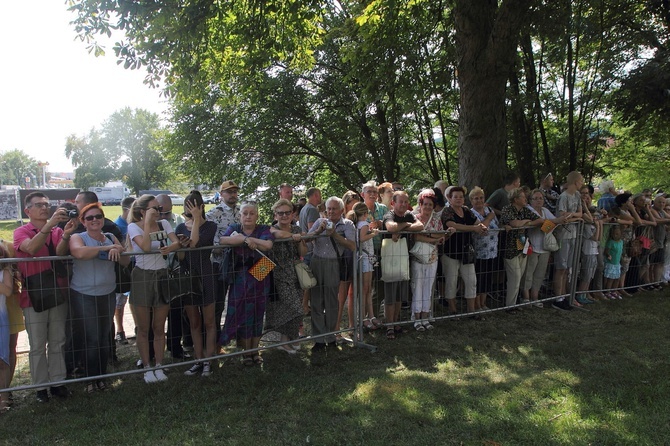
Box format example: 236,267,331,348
2,290,669,445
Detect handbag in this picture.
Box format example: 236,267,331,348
114,261,134,293
409,240,436,264
25,269,66,312
541,210,559,252
329,237,354,282
163,257,202,301
104,234,134,293
544,231,559,252
25,230,67,312
294,261,316,289
462,243,476,264
380,237,410,282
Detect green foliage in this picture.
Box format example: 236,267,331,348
71,0,461,193
0,149,39,187
67,0,670,195
65,108,169,194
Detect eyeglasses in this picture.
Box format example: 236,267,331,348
84,214,104,221
275,210,292,217
150,206,164,212
28,202,49,209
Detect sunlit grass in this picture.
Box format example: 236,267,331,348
1,286,669,444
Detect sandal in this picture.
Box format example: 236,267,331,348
242,355,254,367
253,354,264,365
96,380,107,391
85,383,96,394
370,318,383,329
394,325,406,335
386,328,396,340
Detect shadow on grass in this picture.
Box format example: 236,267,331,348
4,292,669,445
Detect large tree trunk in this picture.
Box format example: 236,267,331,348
453,0,535,194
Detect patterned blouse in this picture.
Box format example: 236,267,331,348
499,204,540,259
470,206,499,260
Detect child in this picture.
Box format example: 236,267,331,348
0,243,14,412
604,225,624,299
350,202,381,330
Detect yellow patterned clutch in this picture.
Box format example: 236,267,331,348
249,251,276,281
541,219,557,234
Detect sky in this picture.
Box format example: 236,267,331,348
0,1,168,173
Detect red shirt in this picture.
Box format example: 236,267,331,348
13,223,65,308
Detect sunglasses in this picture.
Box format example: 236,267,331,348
159,211,172,216
149,206,164,212
275,210,292,217
84,214,104,221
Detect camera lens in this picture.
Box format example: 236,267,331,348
68,210,79,218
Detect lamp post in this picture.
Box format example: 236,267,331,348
37,161,49,187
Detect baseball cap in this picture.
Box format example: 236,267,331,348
220,180,239,192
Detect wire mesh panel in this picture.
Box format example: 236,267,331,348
1,215,668,401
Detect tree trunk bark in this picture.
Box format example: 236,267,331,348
454,0,535,194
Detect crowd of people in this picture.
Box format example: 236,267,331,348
1,171,669,408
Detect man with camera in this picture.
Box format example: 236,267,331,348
14,192,77,403
306,197,356,351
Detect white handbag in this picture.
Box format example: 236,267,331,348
294,261,317,289
380,237,410,282
409,241,437,264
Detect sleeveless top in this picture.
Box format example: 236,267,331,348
70,232,117,296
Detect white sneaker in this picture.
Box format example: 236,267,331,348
144,370,158,384
201,362,211,377
154,368,168,382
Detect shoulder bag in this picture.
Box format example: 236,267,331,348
294,260,317,289
380,237,410,282
25,231,66,312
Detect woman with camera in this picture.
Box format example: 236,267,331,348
127,195,182,383
68,203,130,392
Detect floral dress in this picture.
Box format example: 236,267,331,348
219,224,274,344
265,224,303,338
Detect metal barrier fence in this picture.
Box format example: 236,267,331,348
1,221,667,396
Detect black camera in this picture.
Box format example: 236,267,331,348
67,210,79,218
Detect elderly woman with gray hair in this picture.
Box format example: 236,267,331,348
218,200,273,365
307,197,356,351
499,188,544,311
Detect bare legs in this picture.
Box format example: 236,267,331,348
132,304,169,367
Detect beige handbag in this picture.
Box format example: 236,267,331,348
294,261,317,289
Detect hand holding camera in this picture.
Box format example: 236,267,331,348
149,231,168,242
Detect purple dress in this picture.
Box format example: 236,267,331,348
219,224,274,344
